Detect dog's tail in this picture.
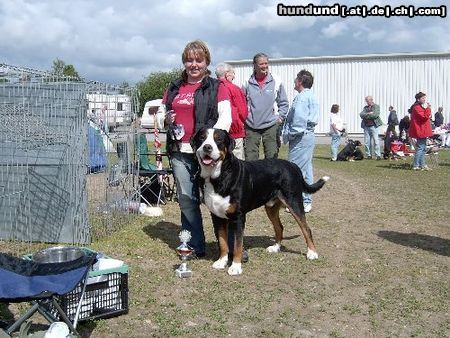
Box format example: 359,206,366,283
303,176,330,194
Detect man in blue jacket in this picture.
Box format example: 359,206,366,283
242,53,289,161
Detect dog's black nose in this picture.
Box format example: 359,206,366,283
203,144,213,153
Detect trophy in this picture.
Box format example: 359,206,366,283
175,230,193,278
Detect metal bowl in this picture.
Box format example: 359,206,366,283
32,246,85,264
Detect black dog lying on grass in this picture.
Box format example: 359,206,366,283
337,139,364,161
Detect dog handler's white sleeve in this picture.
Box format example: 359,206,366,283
214,100,232,131
155,104,167,130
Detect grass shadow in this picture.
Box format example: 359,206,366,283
142,221,219,260
376,163,412,170
142,222,303,259
0,303,14,324
378,231,450,257
142,221,181,251
314,155,332,160
78,320,100,338
245,234,302,254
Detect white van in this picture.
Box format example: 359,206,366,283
140,99,162,129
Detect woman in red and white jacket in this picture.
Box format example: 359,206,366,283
409,92,433,170
215,63,248,160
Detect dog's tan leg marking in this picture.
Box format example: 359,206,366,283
228,219,244,275
232,234,243,263
265,199,283,253
212,222,229,270
291,212,318,260
217,225,229,257
279,194,318,259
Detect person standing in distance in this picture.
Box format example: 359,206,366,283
409,92,433,170
215,63,248,160
284,69,319,213
329,104,344,161
434,106,444,129
242,53,289,161
360,96,383,160
386,105,399,137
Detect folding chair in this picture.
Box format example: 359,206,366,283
136,133,175,207
425,143,440,169
0,251,96,336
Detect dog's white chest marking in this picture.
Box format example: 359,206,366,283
204,181,230,219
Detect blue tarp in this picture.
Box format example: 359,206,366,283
88,123,107,173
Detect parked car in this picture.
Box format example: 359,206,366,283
140,99,162,129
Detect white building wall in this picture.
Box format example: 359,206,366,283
227,52,450,135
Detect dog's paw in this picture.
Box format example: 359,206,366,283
227,262,242,276
212,256,228,270
266,243,281,253
306,248,319,260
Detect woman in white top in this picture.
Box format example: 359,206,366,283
329,104,344,161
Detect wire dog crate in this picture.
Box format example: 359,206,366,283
0,64,89,244
0,64,140,247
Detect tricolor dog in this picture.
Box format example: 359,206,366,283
191,128,329,276
337,139,364,161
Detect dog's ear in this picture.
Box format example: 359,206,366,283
190,127,205,151
224,129,235,154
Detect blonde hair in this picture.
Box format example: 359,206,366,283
181,40,211,81
182,40,211,65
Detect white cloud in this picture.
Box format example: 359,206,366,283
321,21,349,38
218,5,316,32
0,0,448,84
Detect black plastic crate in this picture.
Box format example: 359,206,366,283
24,248,129,322
57,270,129,322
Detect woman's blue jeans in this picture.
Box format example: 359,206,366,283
170,152,205,255
413,138,427,168
288,131,315,206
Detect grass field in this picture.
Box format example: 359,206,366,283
1,145,449,337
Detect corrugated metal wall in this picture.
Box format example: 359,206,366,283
228,52,450,135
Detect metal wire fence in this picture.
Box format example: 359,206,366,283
0,63,140,251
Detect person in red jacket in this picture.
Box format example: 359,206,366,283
409,92,433,170
215,63,249,160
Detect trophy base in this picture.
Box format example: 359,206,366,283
176,268,192,278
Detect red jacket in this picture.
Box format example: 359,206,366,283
220,79,248,139
409,103,432,139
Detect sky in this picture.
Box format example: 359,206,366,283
1,0,449,85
